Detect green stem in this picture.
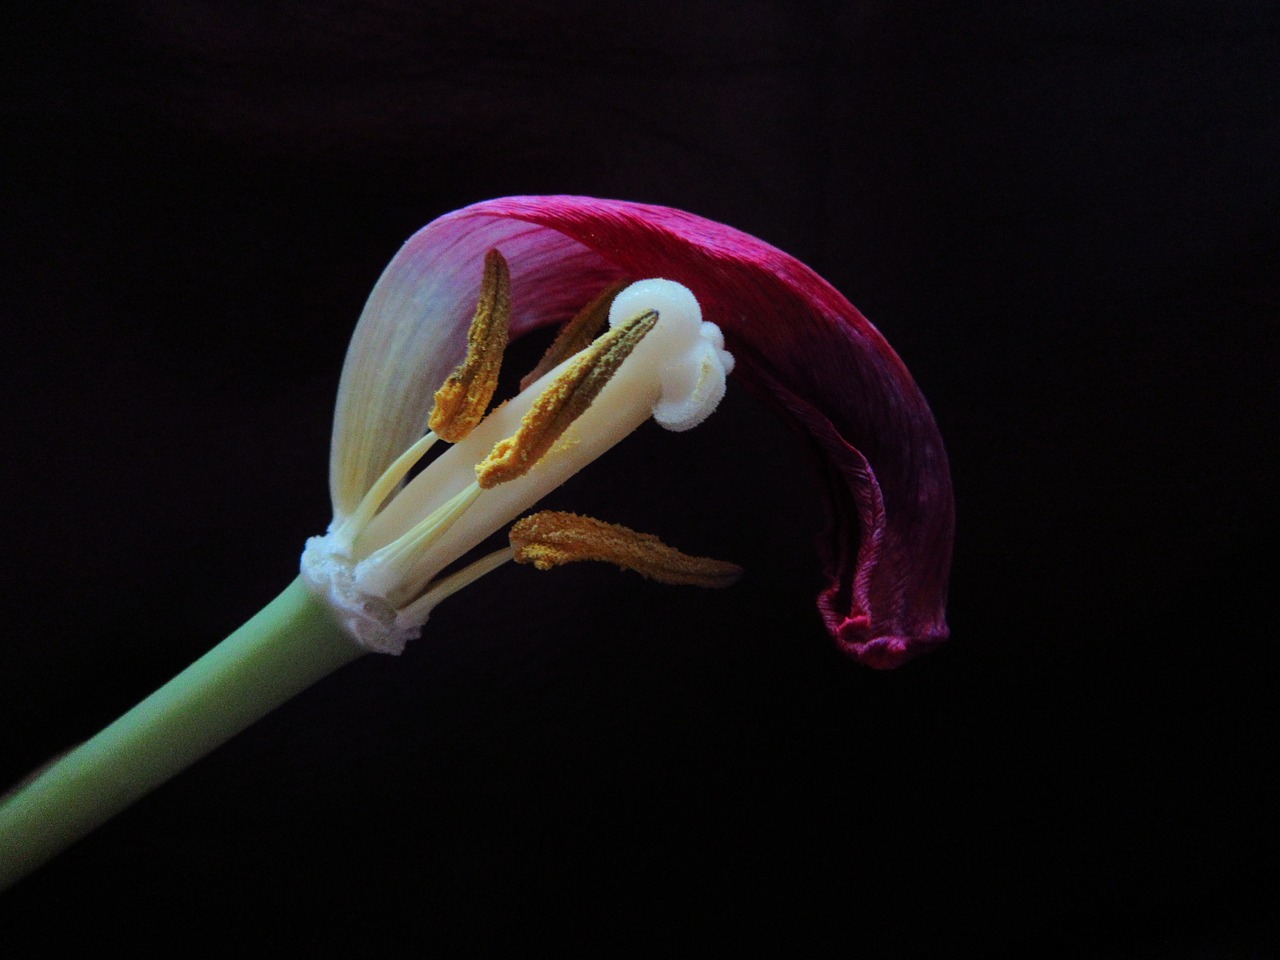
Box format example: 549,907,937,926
0,576,364,891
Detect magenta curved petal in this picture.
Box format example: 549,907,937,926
448,196,955,668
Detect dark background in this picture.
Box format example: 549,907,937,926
3,2,1276,955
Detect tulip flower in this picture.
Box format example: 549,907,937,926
0,196,952,890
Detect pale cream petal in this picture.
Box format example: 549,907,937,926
328,214,617,517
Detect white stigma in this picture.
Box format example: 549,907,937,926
607,280,734,431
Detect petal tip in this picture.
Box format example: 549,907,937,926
831,619,950,670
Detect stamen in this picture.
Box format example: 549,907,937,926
355,482,483,603
509,511,742,588
476,310,659,489
428,249,511,442
398,545,515,626
519,279,629,391
331,430,441,552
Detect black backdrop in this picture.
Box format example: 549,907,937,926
3,2,1277,955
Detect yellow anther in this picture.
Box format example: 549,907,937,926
476,310,658,488
428,249,511,442
509,511,742,589
519,279,630,391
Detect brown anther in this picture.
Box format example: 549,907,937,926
476,310,658,488
428,249,511,442
519,279,630,391
509,511,743,588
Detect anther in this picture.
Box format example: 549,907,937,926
519,279,629,391
476,310,658,488
509,511,742,589
429,249,511,442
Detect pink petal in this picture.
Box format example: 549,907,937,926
459,196,954,669
353,197,953,667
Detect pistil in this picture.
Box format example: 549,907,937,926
303,260,738,653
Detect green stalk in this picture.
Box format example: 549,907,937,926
0,576,364,891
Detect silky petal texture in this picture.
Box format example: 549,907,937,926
330,218,617,518
332,196,953,668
